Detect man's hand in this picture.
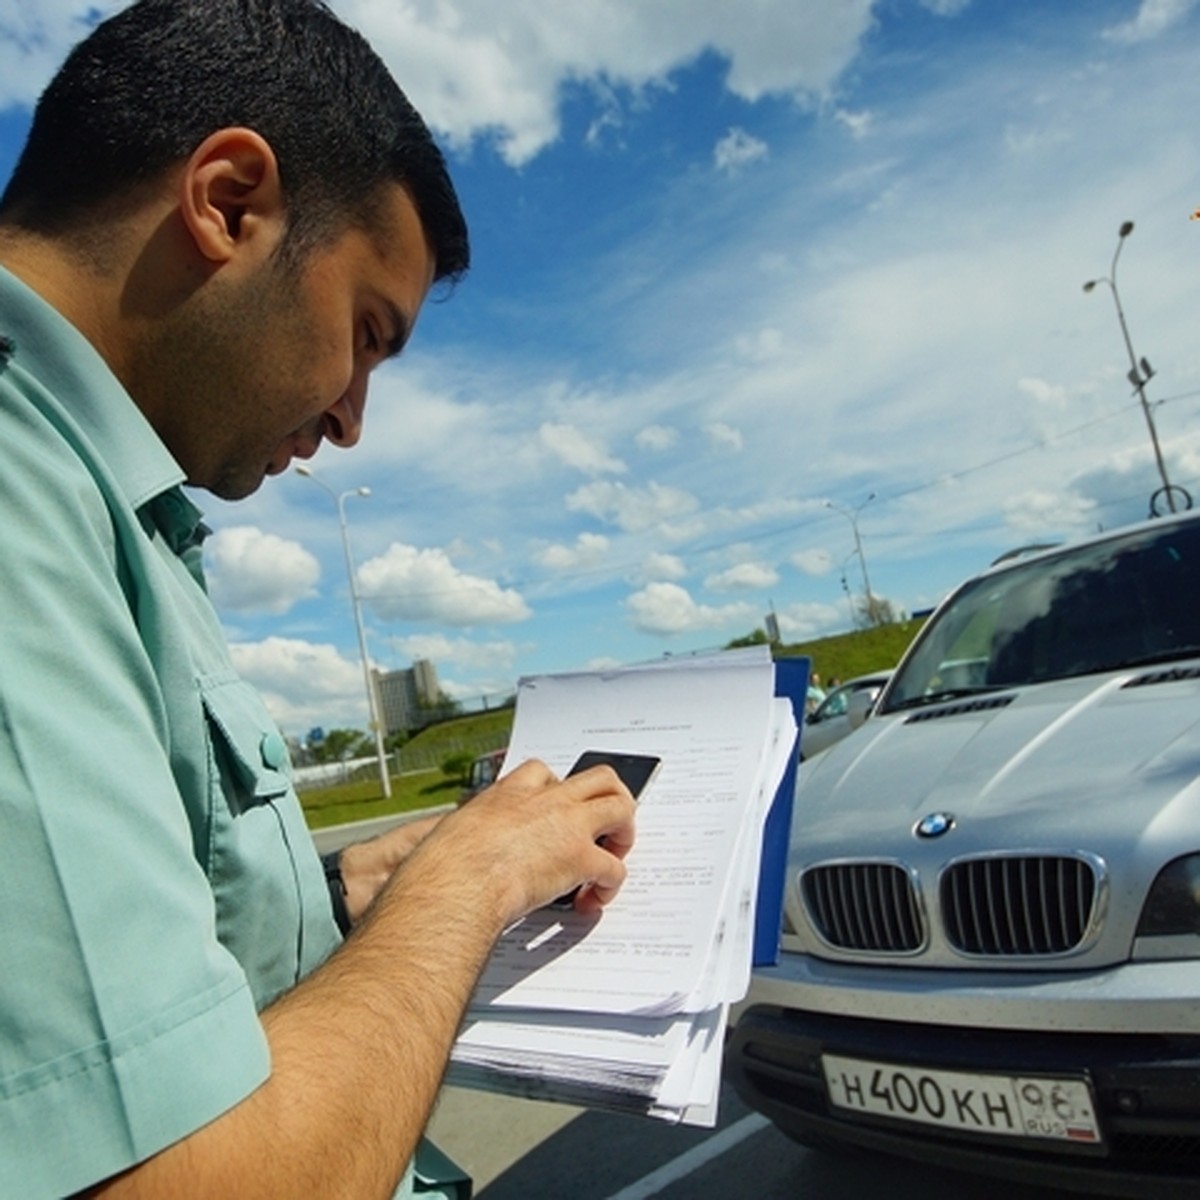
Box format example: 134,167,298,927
337,755,637,929
338,814,444,925
390,758,638,929
84,758,637,1198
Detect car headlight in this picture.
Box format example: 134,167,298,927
1136,854,1200,936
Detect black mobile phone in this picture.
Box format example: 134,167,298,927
550,750,661,908
567,749,662,800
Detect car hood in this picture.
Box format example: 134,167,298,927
793,663,1200,866
786,663,1200,965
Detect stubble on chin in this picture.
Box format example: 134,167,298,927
206,458,271,502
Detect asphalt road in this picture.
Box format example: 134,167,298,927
310,806,449,855
426,1079,1090,1200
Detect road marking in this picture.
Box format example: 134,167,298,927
599,1113,771,1200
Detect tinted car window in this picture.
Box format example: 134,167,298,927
814,688,849,720
883,520,1200,711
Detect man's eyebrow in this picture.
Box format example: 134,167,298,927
384,302,414,361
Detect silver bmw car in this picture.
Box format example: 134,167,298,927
729,510,1200,1198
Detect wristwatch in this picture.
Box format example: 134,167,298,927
320,850,352,936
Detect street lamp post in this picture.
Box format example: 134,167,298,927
1083,220,1189,516
295,465,392,799
837,549,859,630
826,493,877,625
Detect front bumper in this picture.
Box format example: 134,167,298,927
752,944,1200,1033
726,1001,1200,1199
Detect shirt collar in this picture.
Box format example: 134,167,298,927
0,264,187,513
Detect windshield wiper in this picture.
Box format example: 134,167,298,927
885,684,1010,714
1091,647,1200,673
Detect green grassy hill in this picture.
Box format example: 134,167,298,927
299,707,516,830
778,617,926,685
397,706,515,771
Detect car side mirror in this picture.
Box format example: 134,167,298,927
847,688,879,730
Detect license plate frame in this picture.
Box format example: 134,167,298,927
821,1053,1103,1147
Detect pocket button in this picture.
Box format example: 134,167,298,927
260,732,288,771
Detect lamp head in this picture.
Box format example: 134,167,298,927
295,464,313,478
1118,220,1134,238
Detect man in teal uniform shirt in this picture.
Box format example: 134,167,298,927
0,2,638,1196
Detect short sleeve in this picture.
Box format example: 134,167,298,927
0,396,271,1195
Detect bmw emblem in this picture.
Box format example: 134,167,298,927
915,812,955,839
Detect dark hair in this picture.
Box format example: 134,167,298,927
0,0,469,283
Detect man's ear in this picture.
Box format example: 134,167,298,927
178,127,287,265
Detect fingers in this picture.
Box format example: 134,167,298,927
443,756,639,918
484,756,559,796
339,813,446,923
556,764,638,911
573,857,628,914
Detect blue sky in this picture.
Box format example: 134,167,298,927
4,0,1200,736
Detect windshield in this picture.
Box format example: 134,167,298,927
883,518,1200,712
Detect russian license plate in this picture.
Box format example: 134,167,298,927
822,1053,1103,1146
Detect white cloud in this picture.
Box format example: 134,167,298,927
775,600,846,641
584,95,624,148
337,368,496,485
205,526,320,615
734,327,786,363
704,422,744,452
539,422,626,475
228,637,367,733
230,636,361,694
636,424,679,452
387,633,518,672
340,0,878,165
1017,376,1071,408
1103,0,1197,43
358,543,531,626
834,107,874,138
718,498,810,528
633,552,688,584
566,480,700,532
0,4,123,108
919,0,972,15
625,582,756,635
535,532,611,571
437,676,515,703
1002,489,1099,537
704,562,780,592
714,127,769,174
791,548,834,576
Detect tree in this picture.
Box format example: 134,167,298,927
441,750,475,785
310,728,371,764
858,594,900,628
726,628,769,649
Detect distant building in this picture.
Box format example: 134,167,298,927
373,658,442,735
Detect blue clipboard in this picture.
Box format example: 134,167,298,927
752,655,810,965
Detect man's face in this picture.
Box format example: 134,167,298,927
147,183,435,500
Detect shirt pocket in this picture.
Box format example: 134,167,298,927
201,673,292,815
200,672,307,1007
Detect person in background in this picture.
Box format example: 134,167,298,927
806,671,827,715
0,2,636,1196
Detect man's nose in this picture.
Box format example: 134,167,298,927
322,380,367,448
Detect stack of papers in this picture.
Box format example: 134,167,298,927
448,648,798,1126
